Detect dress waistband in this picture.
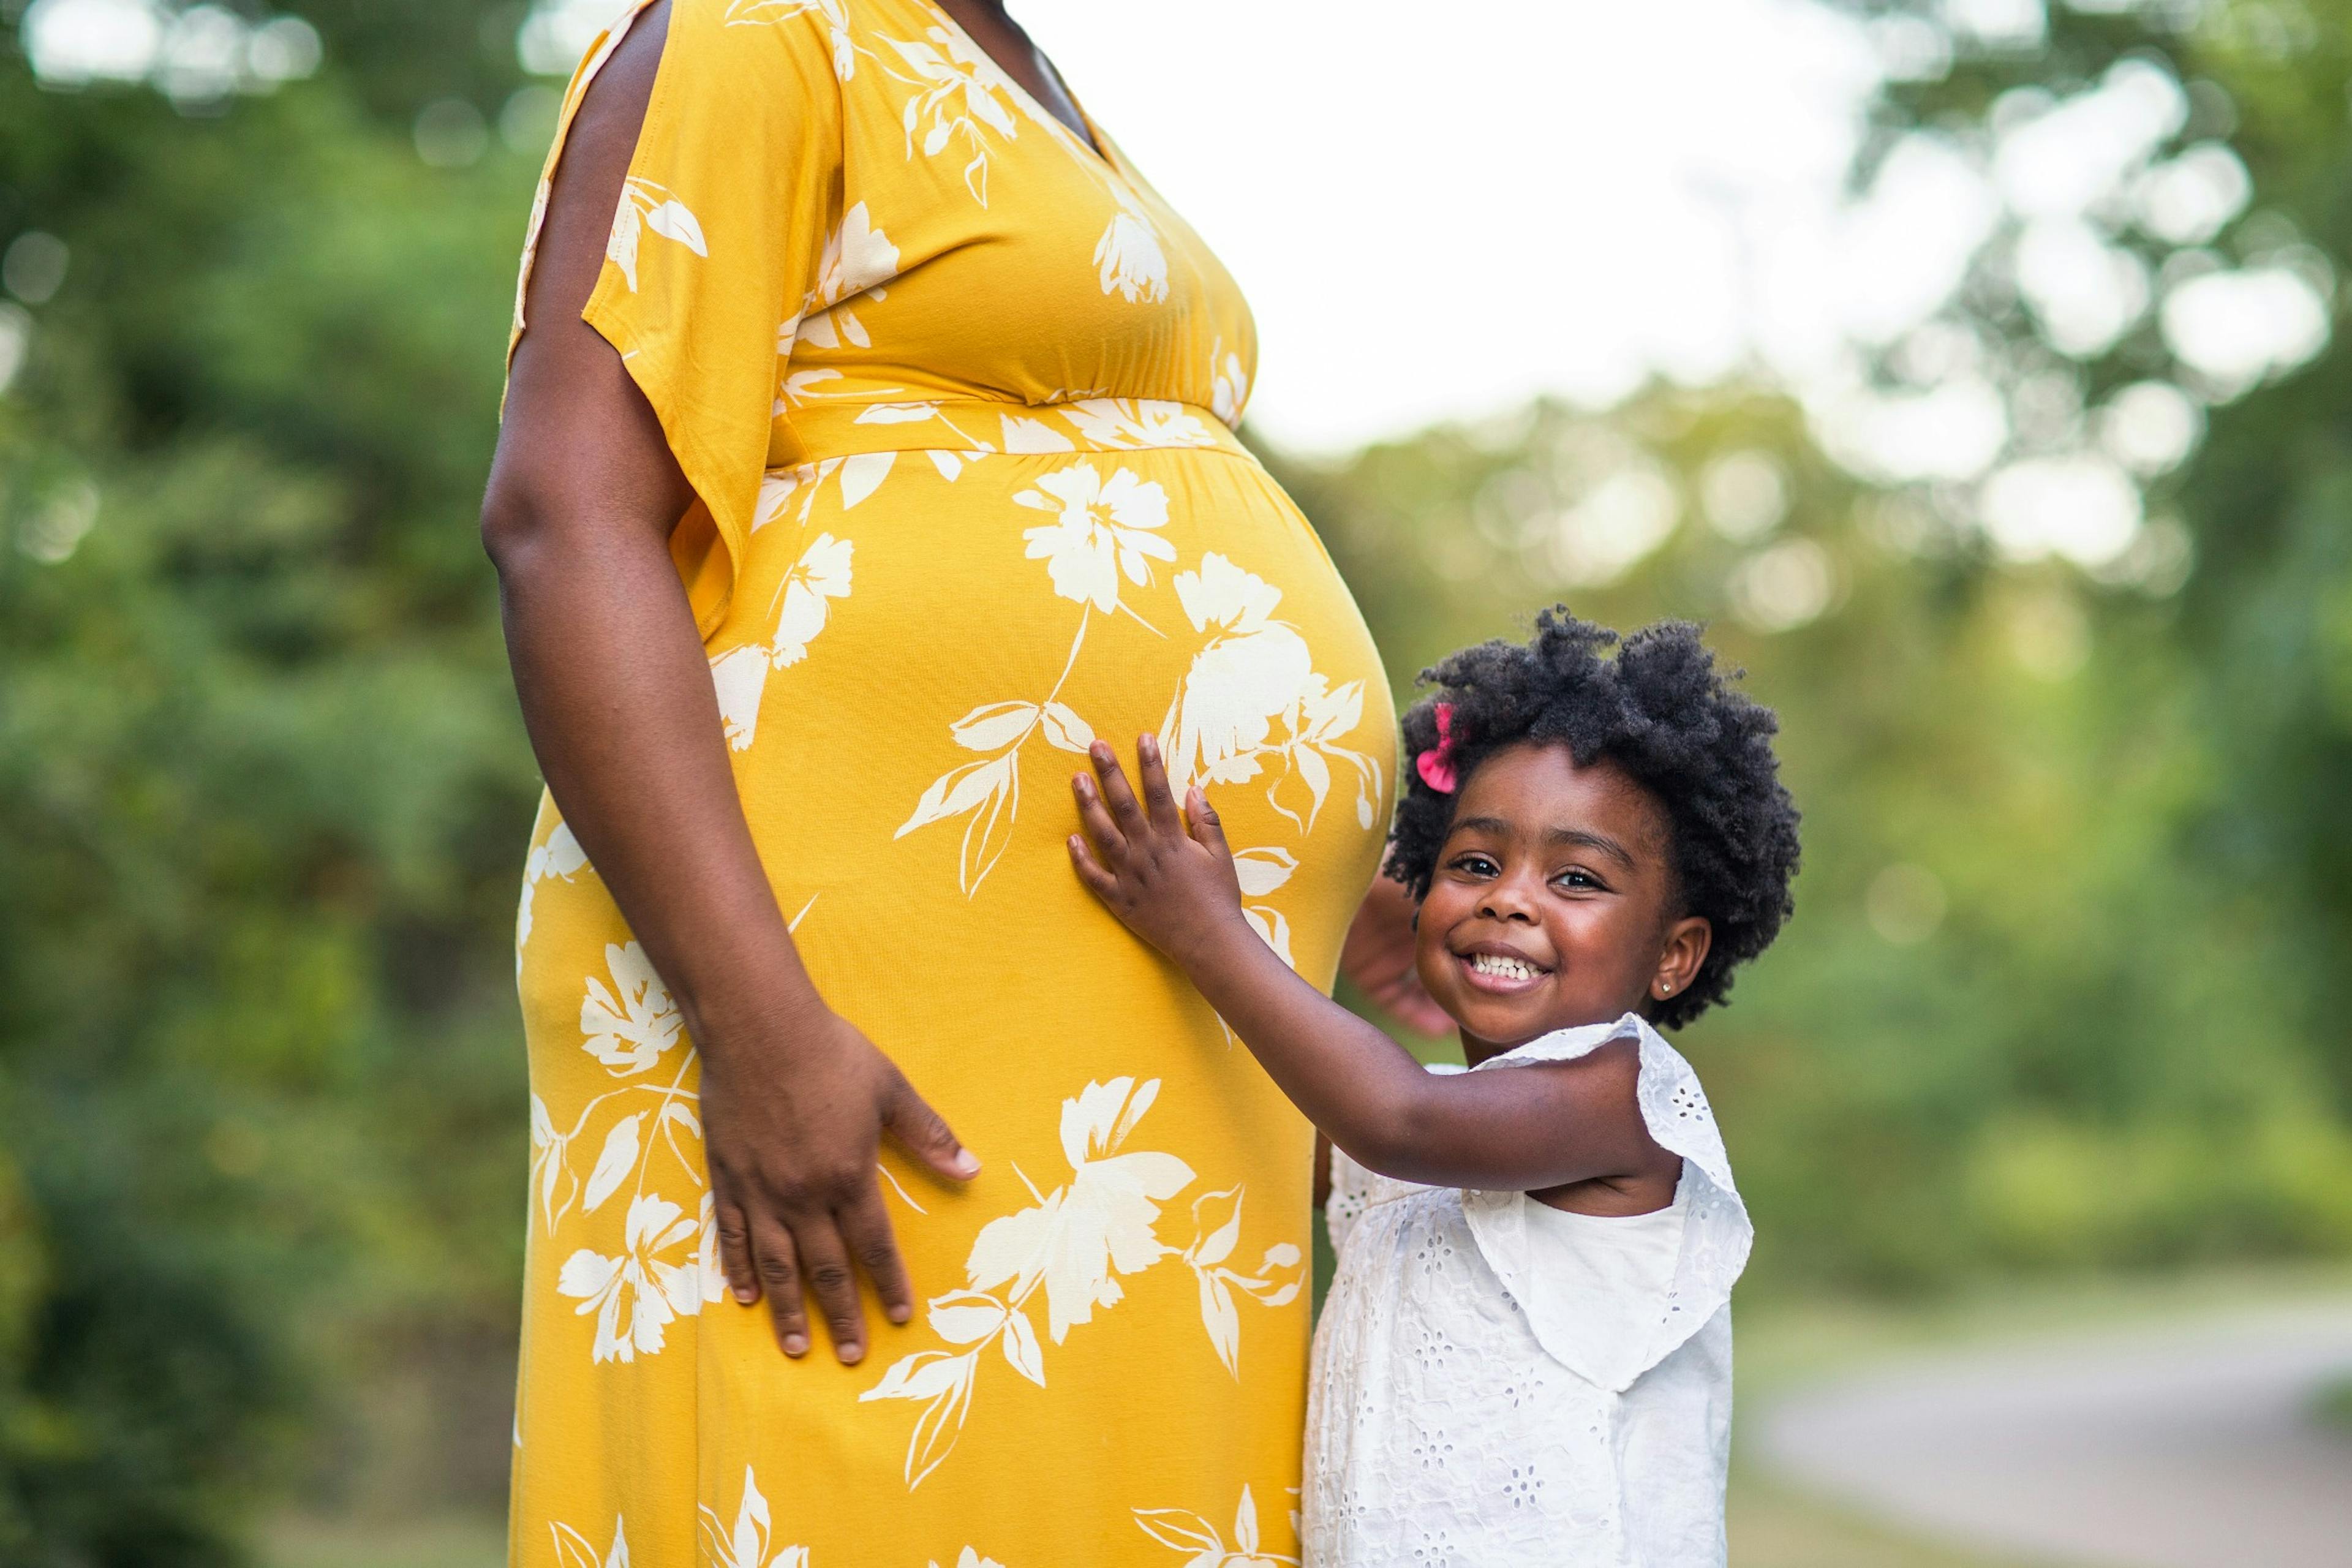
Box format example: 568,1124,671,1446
774,396,1254,467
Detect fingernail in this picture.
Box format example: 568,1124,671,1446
783,1335,808,1356
839,1344,864,1366
888,1303,912,1324
952,1150,981,1178
1141,734,1158,760
733,1285,757,1305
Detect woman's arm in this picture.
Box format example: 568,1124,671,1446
482,1,974,1368
1068,740,1662,1192
1337,874,1453,1037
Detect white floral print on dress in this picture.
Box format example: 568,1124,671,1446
1210,337,1251,429
1063,398,1219,451
1134,1483,1299,1566
1158,554,1311,790
862,1077,1296,1487
556,1191,720,1364
607,176,706,294
796,203,898,350
723,0,861,82
880,26,1019,206
549,1516,631,1568
579,940,682,1075
699,1464,812,1568
1094,186,1169,304
517,820,589,951
1016,460,1174,614
1183,1187,1303,1375
712,530,855,752
1156,553,1385,835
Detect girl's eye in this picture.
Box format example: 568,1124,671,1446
1555,869,1604,891
1450,853,1499,877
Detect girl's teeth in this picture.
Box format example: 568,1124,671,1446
1470,954,1539,981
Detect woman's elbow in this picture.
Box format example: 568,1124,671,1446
480,456,592,582
479,466,543,572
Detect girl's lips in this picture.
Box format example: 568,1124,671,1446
1453,948,1550,996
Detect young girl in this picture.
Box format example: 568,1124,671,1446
1066,609,1800,1567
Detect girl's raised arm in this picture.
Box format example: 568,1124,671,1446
1069,742,1663,1193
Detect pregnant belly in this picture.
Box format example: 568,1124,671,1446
705,436,1395,974
517,432,1395,1062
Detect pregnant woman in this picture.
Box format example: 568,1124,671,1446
481,1,1410,1561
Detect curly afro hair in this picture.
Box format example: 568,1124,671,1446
1387,608,1801,1028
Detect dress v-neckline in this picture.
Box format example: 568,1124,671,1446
913,0,1118,173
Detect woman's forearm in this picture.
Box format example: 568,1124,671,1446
485,495,813,1046
481,0,974,1368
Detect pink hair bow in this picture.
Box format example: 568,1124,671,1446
1415,702,1458,793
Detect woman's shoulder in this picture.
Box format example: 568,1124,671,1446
607,0,851,105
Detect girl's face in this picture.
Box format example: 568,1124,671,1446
1413,741,1712,1055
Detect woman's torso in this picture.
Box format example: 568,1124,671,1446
507,3,1395,1563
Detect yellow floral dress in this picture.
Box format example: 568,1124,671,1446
505,2,1393,1563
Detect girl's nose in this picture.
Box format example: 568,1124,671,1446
1478,873,1540,923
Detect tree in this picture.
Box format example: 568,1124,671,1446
1835,0,2352,1088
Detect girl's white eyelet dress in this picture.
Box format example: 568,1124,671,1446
1306,1014,1754,1567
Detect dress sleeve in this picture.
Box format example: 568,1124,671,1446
511,0,843,638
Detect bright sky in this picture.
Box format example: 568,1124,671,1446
1012,0,1885,452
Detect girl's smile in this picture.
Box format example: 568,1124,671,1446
1452,940,1554,993
1415,741,1713,1056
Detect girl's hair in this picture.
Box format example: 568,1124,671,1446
1387,608,1801,1028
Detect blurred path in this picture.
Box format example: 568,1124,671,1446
1755,1298,2352,1568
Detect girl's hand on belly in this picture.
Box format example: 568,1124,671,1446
1066,736,1253,970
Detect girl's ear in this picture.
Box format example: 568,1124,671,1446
1651,914,1712,1003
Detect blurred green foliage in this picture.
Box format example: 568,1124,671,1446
1,0,2348,1559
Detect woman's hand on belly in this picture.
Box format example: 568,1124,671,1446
484,12,974,1368
697,998,981,1363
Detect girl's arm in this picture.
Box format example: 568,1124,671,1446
1068,740,1664,1193
483,2,975,1368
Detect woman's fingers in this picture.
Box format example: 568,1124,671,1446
714,1186,759,1305
790,1213,869,1365
884,1071,981,1183
1136,734,1183,830
837,1189,914,1327
1088,742,1152,839
749,1216,810,1356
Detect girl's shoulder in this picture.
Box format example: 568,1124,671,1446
1471,1012,1736,1197
1458,1013,1754,1389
